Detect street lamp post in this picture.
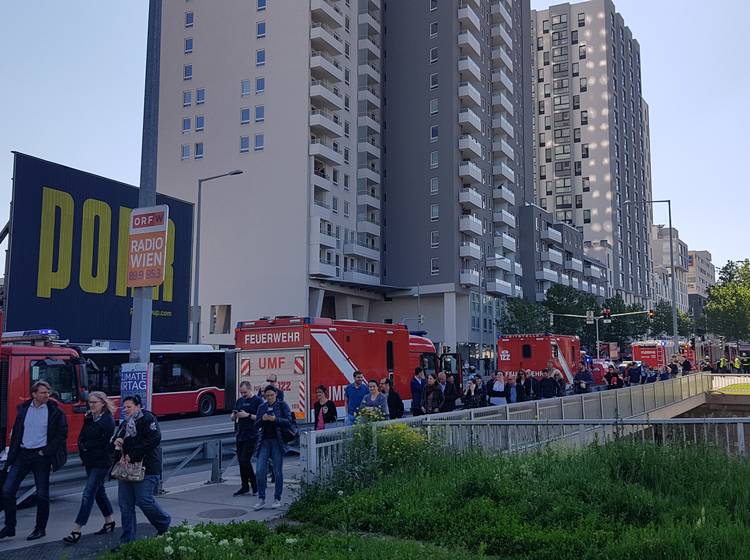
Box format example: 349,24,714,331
624,198,680,354
191,170,243,344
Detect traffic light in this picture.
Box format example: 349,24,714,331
647,309,655,319
690,337,696,350
549,312,554,327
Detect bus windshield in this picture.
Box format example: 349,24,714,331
30,359,79,403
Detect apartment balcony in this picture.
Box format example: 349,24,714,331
459,241,482,260
487,255,512,273
493,115,515,138
458,160,482,184
311,0,344,28
491,46,513,72
492,185,515,205
358,166,380,184
464,0,481,8
357,85,380,108
599,286,606,296
487,279,513,296
585,264,602,278
311,199,334,222
458,30,481,58
343,242,380,261
491,1,513,28
565,257,584,273
494,232,516,252
310,223,339,249
457,5,481,33
309,138,344,166
343,269,380,286
492,139,515,160
581,280,590,293
458,56,481,83
310,259,338,278
310,110,344,137
358,112,380,133
310,80,344,110
536,267,559,283
358,11,381,34
459,214,483,237
358,62,381,84
495,69,514,95
560,273,570,286
460,269,481,287
492,162,515,183
458,81,482,107
492,92,514,115
358,37,380,58
357,189,381,210
358,137,381,159
493,209,516,228
311,169,334,192
514,262,524,277
514,285,524,298
570,277,582,289
311,50,344,82
459,187,483,209
491,24,513,49
358,219,381,237
458,107,482,134
542,248,564,266
458,134,482,158
310,22,344,55
541,227,563,244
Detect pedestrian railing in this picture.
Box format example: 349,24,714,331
301,373,744,483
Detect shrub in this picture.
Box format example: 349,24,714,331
376,423,428,472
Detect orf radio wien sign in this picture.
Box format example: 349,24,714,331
127,206,170,288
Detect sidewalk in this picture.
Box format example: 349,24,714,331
0,461,300,560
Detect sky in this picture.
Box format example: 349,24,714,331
1,0,747,273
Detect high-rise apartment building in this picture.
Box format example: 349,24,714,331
530,0,652,306
368,0,533,358
150,0,386,344
687,250,716,320
651,225,689,313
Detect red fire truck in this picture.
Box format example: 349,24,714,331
497,334,581,384
630,340,674,370
234,317,442,420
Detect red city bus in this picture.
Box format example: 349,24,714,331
83,344,228,417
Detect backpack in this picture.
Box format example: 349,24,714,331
279,402,299,444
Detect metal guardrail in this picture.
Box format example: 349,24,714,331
301,373,741,483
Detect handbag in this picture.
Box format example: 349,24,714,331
110,457,146,482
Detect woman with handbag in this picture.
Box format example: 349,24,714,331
253,385,294,511
111,395,171,546
63,392,116,544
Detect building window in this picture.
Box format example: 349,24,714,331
182,90,192,107
256,77,265,93
184,37,193,54
344,41,351,58
344,121,350,137
538,132,545,147
241,108,250,124
544,116,551,130
430,177,439,194
429,47,438,63
574,128,581,142
542,20,549,33
241,79,250,96
539,165,546,180
183,64,193,80
581,110,588,125
430,125,439,142
430,150,439,169
185,11,194,27
210,305,232,335
578,12,585,27
429,73,439,89
572,63,579,76
343,201,350,217
546,181,553,195
543,52,550,66
574,161,582,176
537,68,544,82
545,148,552,163
345,15,350,32
196,88,205,104
583,209,591,223
573,95,580,110
582,176,590,192
538,100,545,114
571,30,578,44
182,117,191,133
256,49,266,66
240,136,250,153
344,147,350,163
430,21,438,37
582,143,589,158
343,174,350,189
195,115,204,131
580,77,588,92
575,194,583,208
430,0,438,12
255,105,265,122
344,68,350,85
430,230,439,248
256,21,266,38
537,36,544,50
431,258,439,275
254,134,265,151
181,144,190,160
257,0,267,10
540,197,547,210
332,197,338,213
430,98,439,114
195,142,204,159
430,203,439,221
579,45,586,59
344,94,350,111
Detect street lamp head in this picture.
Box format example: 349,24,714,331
228,169,243,176
623,200,632,205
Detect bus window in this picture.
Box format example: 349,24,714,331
522,344,532,359
30,359,78,403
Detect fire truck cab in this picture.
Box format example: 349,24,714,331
234,317,440,421
497,334,580,383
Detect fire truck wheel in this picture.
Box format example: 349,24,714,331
198,394,216,417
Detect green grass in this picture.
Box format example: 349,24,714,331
713,383,750,394
290,442,750,560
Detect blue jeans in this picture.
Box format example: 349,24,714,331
74,466,113,526
2,449,51,530
345,413,356,426
118,475,171,544
256,439,283,501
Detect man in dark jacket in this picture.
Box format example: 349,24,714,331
1,380,68,541
253,386,293,510
232,381,263,496
380,379,404,419
573,363,595,394
539,369,560,399
410,368,426,416
438,373,458,412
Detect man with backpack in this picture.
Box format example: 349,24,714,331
253,385,295,511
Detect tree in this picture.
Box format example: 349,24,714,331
599,294,649,350
497,298,550,335
705,260,750,347
543,284,600,350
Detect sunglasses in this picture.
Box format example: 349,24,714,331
266,379,275,383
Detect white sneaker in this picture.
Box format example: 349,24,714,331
270,500,282,509
253,500,266,511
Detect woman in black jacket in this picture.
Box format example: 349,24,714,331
421,373,444,414
313,385,338,429
63,392,116,544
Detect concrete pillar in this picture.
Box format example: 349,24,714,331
309,288,325,317
443,292,457,351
